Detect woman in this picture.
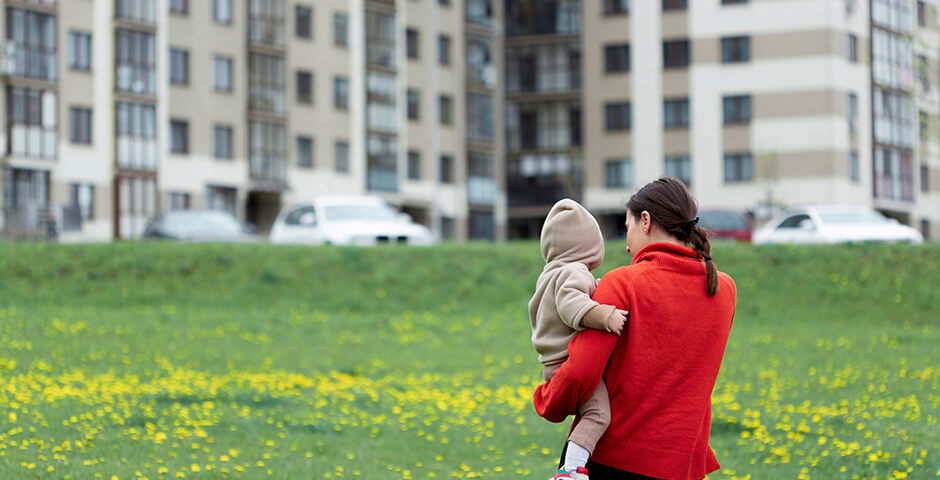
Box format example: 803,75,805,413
534,177,737,480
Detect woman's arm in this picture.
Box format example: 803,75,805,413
532,271,630,422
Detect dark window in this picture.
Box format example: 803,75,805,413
664,98,690,128
213,56,233,92
848,92,857,134
722,95,752,124
68,31,92,71
439,0,451,5
721,36,750,63
297,136,313,168
169,0,188,14
439,95,453,126
408,150,421,180
520,111,537,149
334,76,349,110
721,0,748,4
664,155,692,186
918,0,926,26
213,0,232,24
214,125,233,160
570,107,582,146
335,141,349,173
438,35,451,65
723,153,753,183
605,102,631,131
366,11,395,67
440,155,454,183
777,214,812,229
849,151,859,182
469,210,495,241
605,159,633,189
441,216,455,240
169,48,189,85
922,219,931,240
296,70,313,104
407,89,420,121
170,119,189,154
69,107,92,145
922,163,930,192
407,28,420,59
366,135,398,192
116,29,156,96
920,110,928,140
466,92,494,143
919,55,930,91
662,0,687,10
284,206,315,225
604,0,629,15
295,5,312,39
663,39,690,68
847,33,858,63
334,12,348,46
604,44,630,73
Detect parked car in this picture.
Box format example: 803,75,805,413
753,205,924,245
269,195,437,246
697,208,753,242
142,210,261,243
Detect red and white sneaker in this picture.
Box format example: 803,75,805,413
549,466,589,480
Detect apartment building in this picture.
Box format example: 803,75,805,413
0,0,503,241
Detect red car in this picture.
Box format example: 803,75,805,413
697,208,753,242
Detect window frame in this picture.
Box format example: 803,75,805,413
169,118,190,155
69,106,93,145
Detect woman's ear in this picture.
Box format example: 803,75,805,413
641,211,652,234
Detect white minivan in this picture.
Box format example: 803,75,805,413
269,195,437,246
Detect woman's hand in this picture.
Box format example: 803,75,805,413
606,309,629,335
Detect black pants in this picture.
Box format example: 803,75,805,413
559,442,663,480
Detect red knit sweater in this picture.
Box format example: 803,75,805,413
533,242,737,480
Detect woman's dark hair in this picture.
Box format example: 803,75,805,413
626,177,718,297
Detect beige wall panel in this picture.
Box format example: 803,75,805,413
753,30,839,60
693,37,720,64
662,71,689,97
754,90,844,119
663,130,690,156
723,126,751,152
776,151,843,177
661,12,688,39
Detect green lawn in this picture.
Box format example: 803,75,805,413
0,241,938,480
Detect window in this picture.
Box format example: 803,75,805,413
723,95,752,124
366,72,397,132
116,102,157,170
605,102,631,131
664,155,692,186
249,53,286,113
605,159,634,189
69,107,92,145
466,0,495,28
213,56,233,92
366,11,395,67
721,36,750,63
297,136,313,168
69,183,95,221
408,151,421,180
466,34,495,87
439,0,451,5
662,0,687,10
466,92,494,143
296,71,313,104
206,186,237,216
604,0,629,15
848,92,858,134
295,5,312,39
6,87,57,159
604,44,630,73
922,219,931,241
366,135,398,192
439,95,454,126
440,155,454,183
505,41,581,94
169,0,187,14
214,125,233,160
438,35,452,65
169,48,189,85
407,89,420,121
335,141,349,173
6,9,57,82
919,55,930,91
117,0,157,24
919,110,927,140
213,0,232,23
249,0,285,47
167,192,190,210
722,0,748,3
249,121,287,183
847,33,858,63
68,31,91,71
334,12,349,46
723,153,753,183
441,216,455,240
776,214,812,229
468,152,496,205
918,0,926,26
116,29,156,96
663,39,690,68
334,76,349,110
849,151,859,182
407,28,420,59
922,163,929,192
170,119,189,154
664,98,690,128
469,210,495,241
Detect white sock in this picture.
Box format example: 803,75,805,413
563,441,590,472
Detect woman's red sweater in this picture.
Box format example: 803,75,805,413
533,242,737,480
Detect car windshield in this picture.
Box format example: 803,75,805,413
323,204,400,222
818,210,890,225
163,211,242,237
698,211,748,230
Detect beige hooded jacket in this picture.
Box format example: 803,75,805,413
529,199,616,366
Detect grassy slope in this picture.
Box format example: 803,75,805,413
0,242,938,479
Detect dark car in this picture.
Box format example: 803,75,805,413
698,208,753,242
142,210,260,243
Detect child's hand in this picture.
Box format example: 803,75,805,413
606,309,629,335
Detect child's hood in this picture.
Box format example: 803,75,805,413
540,199,605,270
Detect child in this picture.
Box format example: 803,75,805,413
529,199,628,480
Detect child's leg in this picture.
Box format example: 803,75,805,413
563,379,611,471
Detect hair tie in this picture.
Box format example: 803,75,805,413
703,256,712,262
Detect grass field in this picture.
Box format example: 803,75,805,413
0,241,938,480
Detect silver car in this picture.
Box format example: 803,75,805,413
753,205,924,245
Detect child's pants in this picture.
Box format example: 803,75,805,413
543,362,611,454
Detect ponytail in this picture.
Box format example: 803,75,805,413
690,225,718,297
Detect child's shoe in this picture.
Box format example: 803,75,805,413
549,466,589,479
